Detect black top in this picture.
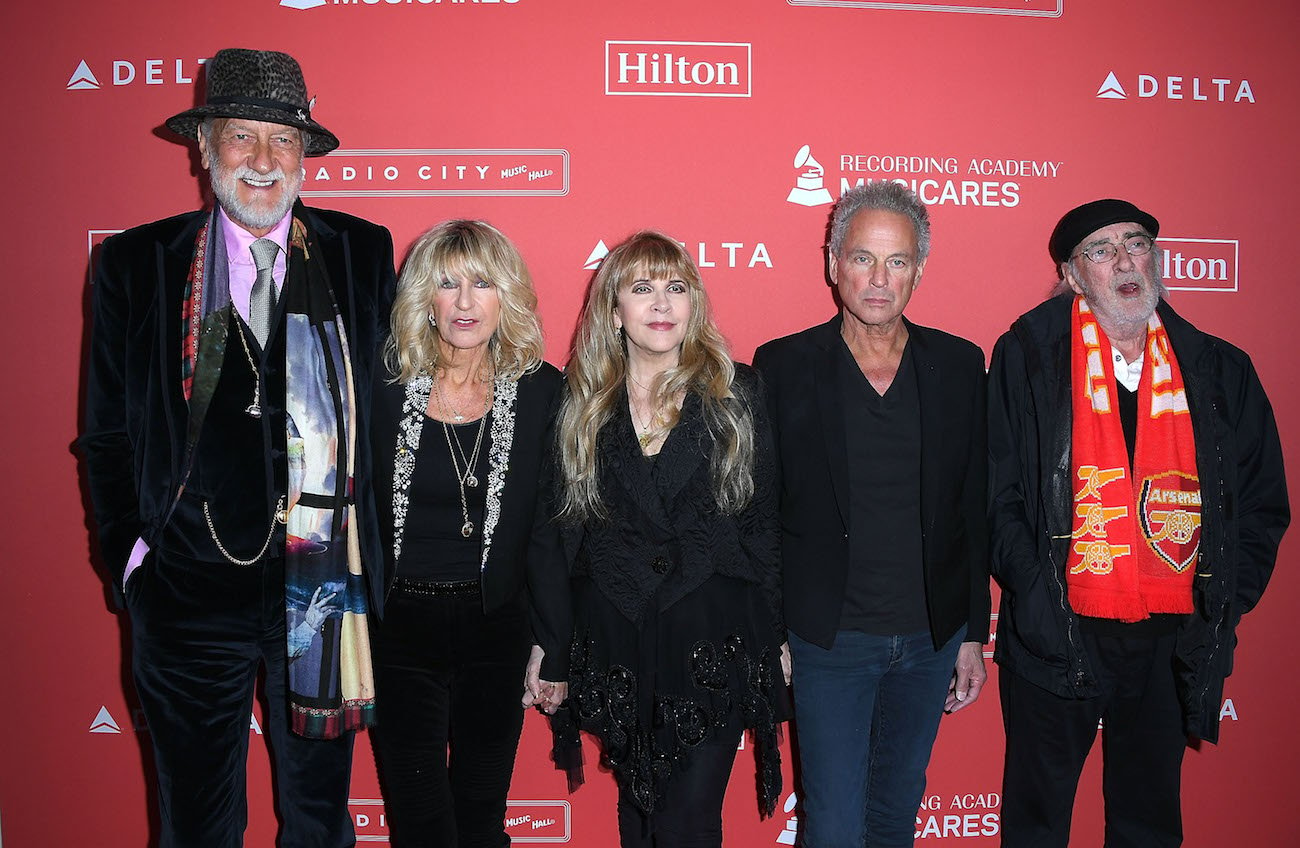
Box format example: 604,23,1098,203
839,339,928,635
400,414,490,581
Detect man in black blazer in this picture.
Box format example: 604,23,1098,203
753,183,990,848
80,49,395,847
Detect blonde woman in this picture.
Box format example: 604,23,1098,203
370,220,568,847
549,231,790,847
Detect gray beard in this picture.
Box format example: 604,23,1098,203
209,162,302,231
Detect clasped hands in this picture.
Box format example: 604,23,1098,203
522,644,568,715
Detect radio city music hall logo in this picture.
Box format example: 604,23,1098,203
300,149,569,197
605,41,752,97
785,0,1061,17
1096,71,1256,103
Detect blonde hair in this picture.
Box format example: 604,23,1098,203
556,231,755,519
385,220,544,382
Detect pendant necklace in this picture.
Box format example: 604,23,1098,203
440,376,492,537
233,320,263,418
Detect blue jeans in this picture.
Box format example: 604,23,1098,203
789,629,961,848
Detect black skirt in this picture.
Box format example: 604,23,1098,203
554,573,788,817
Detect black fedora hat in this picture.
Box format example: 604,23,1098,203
165,48,339,156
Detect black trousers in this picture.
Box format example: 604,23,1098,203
128,552,355,848
999,629,1187,848
616,736,740,848
371,585,531,848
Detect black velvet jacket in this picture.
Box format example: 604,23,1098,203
80,204,396,611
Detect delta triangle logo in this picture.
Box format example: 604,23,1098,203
89,706,122,734
1096,71,1127,100
67,60,100,91
583,240,609,270
280,0,327,8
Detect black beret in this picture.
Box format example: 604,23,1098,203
1049,199,1160,264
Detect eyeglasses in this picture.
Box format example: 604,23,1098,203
1073,235,1155,265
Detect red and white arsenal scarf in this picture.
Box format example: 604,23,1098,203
1067,296,1199,622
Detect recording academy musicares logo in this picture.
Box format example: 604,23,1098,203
605,41,752,97
785,0,1061,17
783,144,1061,209
300,149,569,198
582,237,773,271
1095,70,1256,103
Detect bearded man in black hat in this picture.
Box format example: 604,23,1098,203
80,48,396,847
988,198,1289,847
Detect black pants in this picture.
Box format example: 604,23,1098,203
999,629,1187,848
128,553,355,848
616,736,740,848
371,585,531,848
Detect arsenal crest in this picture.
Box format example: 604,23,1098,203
1138,471,1202,573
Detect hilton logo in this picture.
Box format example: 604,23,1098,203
1159,238,1238,292
605,41,752,97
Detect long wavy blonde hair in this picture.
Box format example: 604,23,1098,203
557,231,754,519
385,220,544,382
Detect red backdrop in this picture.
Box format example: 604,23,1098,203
1,0,1297,844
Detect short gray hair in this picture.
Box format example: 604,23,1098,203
829,182,932,261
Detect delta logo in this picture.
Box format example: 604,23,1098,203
606,41,752,97
504,800,570,842
1096,71,1255,103
1159,238,1238,292
66,57,207,91
583,238,773,271
786,0,1061,17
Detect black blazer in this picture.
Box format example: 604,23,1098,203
753,316,990,650
80,203,396,610
370,362,570,644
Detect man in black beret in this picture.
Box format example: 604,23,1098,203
80,48,395,846
987,199,1288,846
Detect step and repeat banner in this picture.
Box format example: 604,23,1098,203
2,0,1297,845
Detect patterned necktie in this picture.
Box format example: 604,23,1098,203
248,238,280,349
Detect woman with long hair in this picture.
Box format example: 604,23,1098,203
548,231,790,846
370,220,568,847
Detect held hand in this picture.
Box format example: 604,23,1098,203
538,681,569,715
779,641,792,686
522,644,545,708
945,641,987,714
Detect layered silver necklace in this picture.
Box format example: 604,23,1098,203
435,373,492,538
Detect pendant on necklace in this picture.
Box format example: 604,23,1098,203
246,395,262,419
638,432,652,449
453,413,464,422
461,521,474,538
464,474,478,488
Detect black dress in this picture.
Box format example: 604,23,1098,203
554,365,788,818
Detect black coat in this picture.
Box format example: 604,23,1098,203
754,316,991,650
370,362,570,664
561,364,784,638
988,294,1289,742
80,204,396,611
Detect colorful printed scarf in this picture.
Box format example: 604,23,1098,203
180,210,376,738
1067,296,1200,622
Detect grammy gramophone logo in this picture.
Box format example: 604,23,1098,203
786,145,834,207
